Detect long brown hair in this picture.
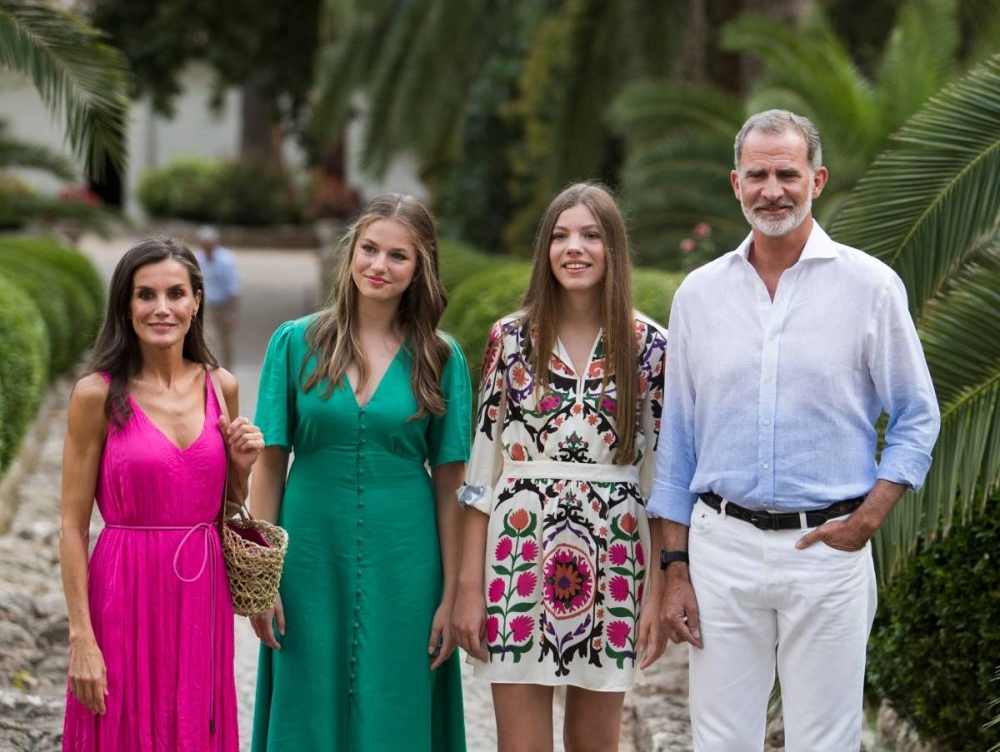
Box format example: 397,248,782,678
89,236,216,426
521,182,639,463
303,193,451,419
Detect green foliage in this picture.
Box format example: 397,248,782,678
0,251,73,376
0,273,48,471
0,235,103,472
867,511,1000,749
441,264,532,393
632,268,685,327
0,0,129,173
438,239,515,298
611,0,994,267
0,172,111,235
831,55,1000,577
88,0,320,124
0,120,76,180
137,158,302,225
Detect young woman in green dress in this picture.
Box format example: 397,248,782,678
248,194,471,751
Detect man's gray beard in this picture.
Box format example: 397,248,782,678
743,194,812,237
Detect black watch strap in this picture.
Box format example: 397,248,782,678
659,550,689,570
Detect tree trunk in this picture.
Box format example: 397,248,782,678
680,0,709,82
240,73,283,166
706,0,808,95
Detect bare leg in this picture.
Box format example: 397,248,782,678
563,686,625,752
492,683,555,752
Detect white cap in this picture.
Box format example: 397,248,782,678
197,225,220,244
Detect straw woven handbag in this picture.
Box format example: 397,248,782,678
209,369,288,617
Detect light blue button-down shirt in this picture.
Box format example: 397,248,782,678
648,222,940,525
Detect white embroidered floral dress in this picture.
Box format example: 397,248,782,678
461,313,666,690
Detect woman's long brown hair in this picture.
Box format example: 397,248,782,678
303,194,451,419
520,183,639,463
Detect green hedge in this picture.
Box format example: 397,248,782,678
867,511,1000,749
442,263,532,391
438,239,513,294
138,157,302,226
0,236,104,472
0,275,48,470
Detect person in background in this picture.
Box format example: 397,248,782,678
452,182,667,752
194,225,241,370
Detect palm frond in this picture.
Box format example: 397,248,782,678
722,13,880,159
874,0,958,132
873,251,1000,578
831,54,1000,318
0,120,76,179
609,80,743,145
0,0,129,173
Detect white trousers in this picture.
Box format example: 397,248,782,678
687,500,877,752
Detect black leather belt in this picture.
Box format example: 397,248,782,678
699,492,865,531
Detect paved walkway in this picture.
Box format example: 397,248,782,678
0,234,698,751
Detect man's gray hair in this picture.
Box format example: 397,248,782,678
734,110,823,172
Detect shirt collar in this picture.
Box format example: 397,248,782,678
730,220,840,265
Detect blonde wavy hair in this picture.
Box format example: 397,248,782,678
303,194,451,419
521,182,639,463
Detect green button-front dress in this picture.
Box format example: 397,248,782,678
250,316,471,752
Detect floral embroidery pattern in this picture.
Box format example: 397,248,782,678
603,512,645,668
486,508,539,662
542,545,595,619
471,315,667,686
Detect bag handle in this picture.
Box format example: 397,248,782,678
208,367,248,523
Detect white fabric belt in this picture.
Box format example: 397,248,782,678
503,460,639,484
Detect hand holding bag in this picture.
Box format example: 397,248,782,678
209,368,288,616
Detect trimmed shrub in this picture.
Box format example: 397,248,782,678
442,263,532,393
6,235,105,318
438,239,510,295
633,268,685,327
0,274,48,470
0,253,73,376
867,510,1000,750
138,157,301,226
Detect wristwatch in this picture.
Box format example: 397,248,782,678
659,550,689,570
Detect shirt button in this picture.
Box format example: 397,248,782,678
764,377,773,384
763,419,771,426
762,462,770,469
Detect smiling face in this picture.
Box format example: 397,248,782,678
130,259,201,350
548,203,607,295
350,218,418,308
731,128,827,238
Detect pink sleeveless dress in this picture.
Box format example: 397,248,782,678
63,372,238,751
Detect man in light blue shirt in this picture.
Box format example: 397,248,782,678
648,110,939,751
194,226,241,369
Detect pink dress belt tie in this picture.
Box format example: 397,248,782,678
105,522,220,734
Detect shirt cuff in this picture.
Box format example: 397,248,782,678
877,445,934,492
646,483,698,526
457,484,492,515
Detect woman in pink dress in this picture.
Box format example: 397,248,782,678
60,237,264,751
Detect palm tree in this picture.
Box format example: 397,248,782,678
610,0,989,265
831,53,1000,578
0,0,129,173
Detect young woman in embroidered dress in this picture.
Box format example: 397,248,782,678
452,183,668,750
60,238,263,751
248,194,471,751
